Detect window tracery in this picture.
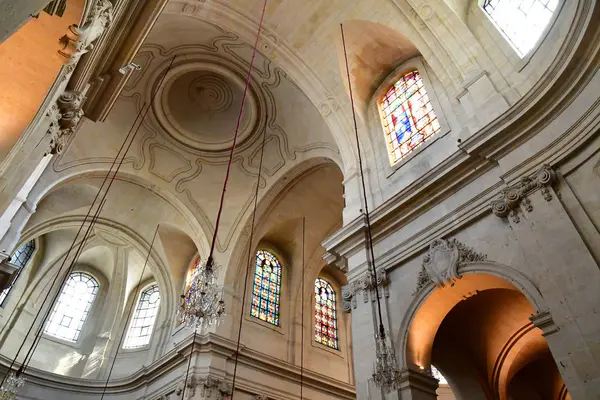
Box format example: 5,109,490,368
314,278,338,349
0,241,36,306
482,0,558,56
44,272,99,342
123,284,161,349
378,70,441,165
250,250,282,326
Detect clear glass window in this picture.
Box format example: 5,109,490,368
123,284,161,349
0,241,36,306
250,250,282,326
314,278,338,349
44,272,99,342
482,0,559,57
379,70,441,165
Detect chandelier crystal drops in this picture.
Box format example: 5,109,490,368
0,372,25,399
178,257,226,329
372,332,402,392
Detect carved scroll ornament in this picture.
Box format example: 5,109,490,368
46,91,86,155
490,165,556,223
342,268,390,312
414,238,486,294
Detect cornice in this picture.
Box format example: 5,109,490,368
0,333,355,397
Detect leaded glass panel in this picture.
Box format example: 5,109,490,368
379,70,441,165
482,0,558,57
44,272,99,342
123,284,161,349
0,241,36,306
250,250,282,326
314,278,338,349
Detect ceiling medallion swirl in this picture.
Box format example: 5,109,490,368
151,57,266,153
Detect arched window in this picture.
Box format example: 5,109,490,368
44,272,99,342
379,70,441,165
250,250,282,326
0,240,36,306
482,0,558,57
314,278,338,349
123,284,161,349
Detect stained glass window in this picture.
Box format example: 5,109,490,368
482,0,558,57
379,70,441,165
44,272,99,342
250,250,282,326
0,241,36,306
123,284,161,349
432,365,449,384
314,278,338,349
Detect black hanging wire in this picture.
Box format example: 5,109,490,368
17,55,177,380
0,55,177,387
340,24,386,339
99,224,161,399
300,217,306,399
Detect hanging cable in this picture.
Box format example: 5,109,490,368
177,1,268,397
18,55,177,380
1,56,177,389
340,24,386,338
99,224,161,399
300,217,306,399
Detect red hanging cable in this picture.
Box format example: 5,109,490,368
207,0,269,263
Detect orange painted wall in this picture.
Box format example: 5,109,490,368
0,0,84,161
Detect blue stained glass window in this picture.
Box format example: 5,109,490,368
379,70,441,165
0,240,36,307
314,278,338,349
250,250,282,326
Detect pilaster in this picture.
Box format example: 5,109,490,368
490,165,600,398
397,367,438,400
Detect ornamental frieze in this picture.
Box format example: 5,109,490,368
342,268,390,313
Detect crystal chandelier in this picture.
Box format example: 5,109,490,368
0,372,25,399
178,257,226,329
372,332,402,392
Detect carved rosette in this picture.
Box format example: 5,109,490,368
414,238,486,294
47,91,86,155
491,165,557,223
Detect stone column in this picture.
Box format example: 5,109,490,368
491,165,600,398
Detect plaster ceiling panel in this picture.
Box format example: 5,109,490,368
78,245,114,281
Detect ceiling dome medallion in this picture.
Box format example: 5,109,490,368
152,59,264,152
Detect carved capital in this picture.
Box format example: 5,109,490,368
414,238,486,294
530,310,559,337
59,0,114,63
46,91,86,155
198,376,232,400
491,165,557,222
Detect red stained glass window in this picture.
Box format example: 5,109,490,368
250,250,282,326
379,70,441,165
314,278,338,349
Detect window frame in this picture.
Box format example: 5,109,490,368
477,0,564,69
122,283,161,351
42,271,100,345
310,274,346,358
313,278,339,351
244,245,287,334
0,240,38,308
372,58,450,177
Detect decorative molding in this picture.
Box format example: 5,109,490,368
530,310,560,337
58,0,114,63
414,238,487,293
46,91,86,155
342,268,390,312
491,165,557,222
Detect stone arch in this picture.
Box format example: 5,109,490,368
399,261,547,368
398,261,567,399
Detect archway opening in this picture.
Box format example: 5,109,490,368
407,273,569,400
